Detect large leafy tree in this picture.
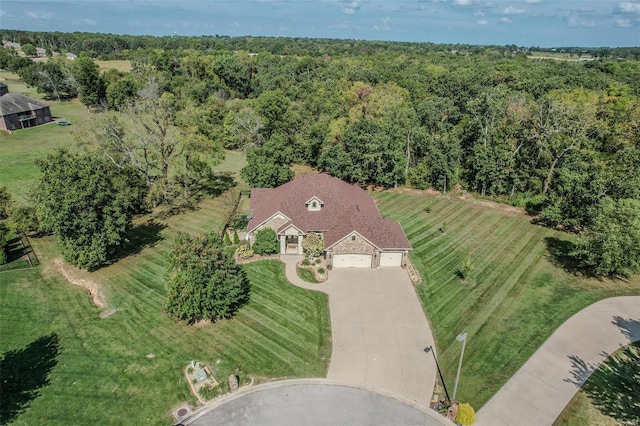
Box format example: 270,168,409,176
241,135,294,188
165,232,250,323
573,198,640,277
72,56,106,107
33,150,147,269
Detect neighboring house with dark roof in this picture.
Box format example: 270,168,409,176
0,84,52,131
247,174,411,268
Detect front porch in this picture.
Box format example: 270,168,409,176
281,234,303,255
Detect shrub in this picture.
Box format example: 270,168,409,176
233,230,240,245
224,231,232,246
459,258,475,280
317,267,325,275
235,245,254,259
252,228,279,255
301,257,311,266
314,258,321,264
455,403,476,425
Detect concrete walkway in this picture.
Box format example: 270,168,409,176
476,296,640,426
281,255,437,407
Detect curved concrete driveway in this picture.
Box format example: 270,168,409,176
187,379,454,426
281,256,437,407
476,296,640,426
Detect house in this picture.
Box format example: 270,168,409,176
246,174,411,268
0,84,52,131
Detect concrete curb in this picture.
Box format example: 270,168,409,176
184,378,455,425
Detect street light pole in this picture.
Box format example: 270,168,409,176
424,346,451,402
452,332,467,402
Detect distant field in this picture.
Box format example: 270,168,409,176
375,191,640,408
527,51,594,62
95,60,132,73
0,70,41,99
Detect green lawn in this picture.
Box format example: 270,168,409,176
1,240,330,425
375,191,640,409
297,266,319,284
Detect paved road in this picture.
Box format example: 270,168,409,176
281,256,437,407
475,296,640,426
187,380,454,426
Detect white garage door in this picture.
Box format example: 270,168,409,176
333,254,372,268
380,252,403,267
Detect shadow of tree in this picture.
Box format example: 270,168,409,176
575,343,640,424
0,333,61,425
565,312,640,426
120,220,166,257
200,172,236,198
612,316,640,343
543,237,589,276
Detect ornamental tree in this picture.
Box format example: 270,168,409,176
302,232,324,258
165,232,250,323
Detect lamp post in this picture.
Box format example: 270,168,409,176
424,346,450,402
452,332,467,402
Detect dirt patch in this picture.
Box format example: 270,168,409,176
459,195,527,217
53,258,108,309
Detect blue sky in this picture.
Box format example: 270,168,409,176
1,1,639,47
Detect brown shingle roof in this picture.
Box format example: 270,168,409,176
248,173,411,250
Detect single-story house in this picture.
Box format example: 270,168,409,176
246,173,411,268
0,84,52,131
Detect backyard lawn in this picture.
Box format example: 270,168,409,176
375,191,640,409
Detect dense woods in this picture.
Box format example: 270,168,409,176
2,30,639,275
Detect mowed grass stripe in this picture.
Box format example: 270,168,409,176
375,191,640,408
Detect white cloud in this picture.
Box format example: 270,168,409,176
81,18,97,26
564,15,595,28
499,17,512,23
617,2,640,14
26,11,53,19
341,0,361,15
474,10,485,17
374,16,391,31
616,18,632,26
503,6,526,15
524,0,541,4
476,19,489,25
453,0,475,6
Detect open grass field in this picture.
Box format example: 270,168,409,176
375,191,640,409
95,60,132,73
554,342,639,426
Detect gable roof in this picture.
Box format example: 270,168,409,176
248,173,411,250
0,92,49,116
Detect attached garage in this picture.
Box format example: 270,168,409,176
333,254,372,268
379,252,403,267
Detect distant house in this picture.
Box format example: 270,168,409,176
0,84,52,131
247,174,412,268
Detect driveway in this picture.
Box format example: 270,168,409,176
475,296,640,426
281,256,437,407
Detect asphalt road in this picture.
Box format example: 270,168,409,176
187,380,451,426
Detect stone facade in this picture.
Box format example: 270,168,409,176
260,213,289,231
327,233,376,267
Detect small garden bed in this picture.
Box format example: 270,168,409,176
297,256,328,282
